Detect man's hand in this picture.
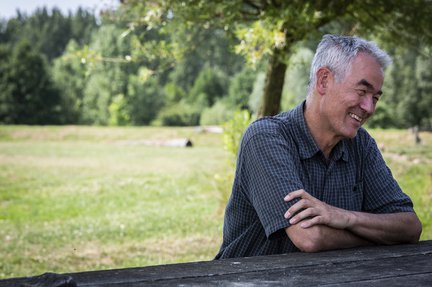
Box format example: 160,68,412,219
284,189,353,230
283,189,372,252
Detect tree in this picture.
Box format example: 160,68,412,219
70,8,99,46
394,48,432,131
1,7,98,61
127,72,165,125
51,40,89,124
226,66,257,110
0,44,14,123
167,28,239,88
188,63,229,109
120,0,432,117
81,24,132,125
0,40,61,124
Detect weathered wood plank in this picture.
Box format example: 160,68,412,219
1,241,431,287
139,251,431,286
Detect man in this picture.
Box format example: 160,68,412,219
215,34,422,259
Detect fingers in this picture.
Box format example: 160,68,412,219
285,204,323,227
284,197,311,220
284,189,314,219
284,189,349,230
284,189,309,202
286,206,314,224
299,216,322,228
284,189,323,228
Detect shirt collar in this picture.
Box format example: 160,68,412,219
291,101,349,162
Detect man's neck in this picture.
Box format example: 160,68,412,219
304,100,341,159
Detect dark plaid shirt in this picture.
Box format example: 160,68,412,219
216,101,414,259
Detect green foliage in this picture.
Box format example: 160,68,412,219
281,47,313,111
82,73,113,125
163,82,187,107
402,50,432,128
1,1,432,127
188,64,229,108
51,40,89,124
167,27,244,92
120,0,432,117
156,101,201,126
0,40,61,124
79,24,133,125
0,7,98,125
222,109,253,163
226,66,257,109
382,45,432,129
213,109,253,214
366,102,395,129
0,7,98,61
128,74,165,125
248,72,266,114
200,100,234,126
109,94,130,126
0,44,14,123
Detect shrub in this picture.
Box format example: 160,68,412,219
156,101,201,126
222,109,253,164
200,100,234,126
214,109,253,214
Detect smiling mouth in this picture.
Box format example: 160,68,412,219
349,112,363,122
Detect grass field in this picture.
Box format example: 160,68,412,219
0,126,431,279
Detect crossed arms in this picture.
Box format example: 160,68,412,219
284,189,422,253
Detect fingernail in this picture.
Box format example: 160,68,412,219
284,212,290,219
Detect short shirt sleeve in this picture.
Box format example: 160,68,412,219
240,121,303,239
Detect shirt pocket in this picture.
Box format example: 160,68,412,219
331,181,364,211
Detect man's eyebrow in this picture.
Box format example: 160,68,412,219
356,79,383,95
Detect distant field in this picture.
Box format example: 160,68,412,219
0,126,431,279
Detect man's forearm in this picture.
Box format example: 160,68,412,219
345,211,422,245
285,223,372,253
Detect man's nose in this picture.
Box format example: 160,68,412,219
360,95,375,114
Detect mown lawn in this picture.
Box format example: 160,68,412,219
0,126,229,279
0,126,431,279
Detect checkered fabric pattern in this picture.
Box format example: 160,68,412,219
215,101,414,259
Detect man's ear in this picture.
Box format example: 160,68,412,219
316,68,332,96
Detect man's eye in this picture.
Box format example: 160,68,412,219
373,96,380,103
357,90,366,96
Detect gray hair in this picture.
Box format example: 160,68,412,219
307,34,392,97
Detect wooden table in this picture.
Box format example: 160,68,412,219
2,240,432,286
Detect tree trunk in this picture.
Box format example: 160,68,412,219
258,48,288,117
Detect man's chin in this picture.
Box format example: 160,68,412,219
343,127,359,139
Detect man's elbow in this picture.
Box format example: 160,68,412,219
386,213,422,245
407,215,422,244
296,239,322,253
286,225,324,253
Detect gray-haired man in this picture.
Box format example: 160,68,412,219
216,34,422,259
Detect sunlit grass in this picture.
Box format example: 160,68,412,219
0,126,227,278
0,126,431,279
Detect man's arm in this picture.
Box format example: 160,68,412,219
284,189,422,252
340,211,422,245
285,223,372,253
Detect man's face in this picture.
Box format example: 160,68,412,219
323,53,384,139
